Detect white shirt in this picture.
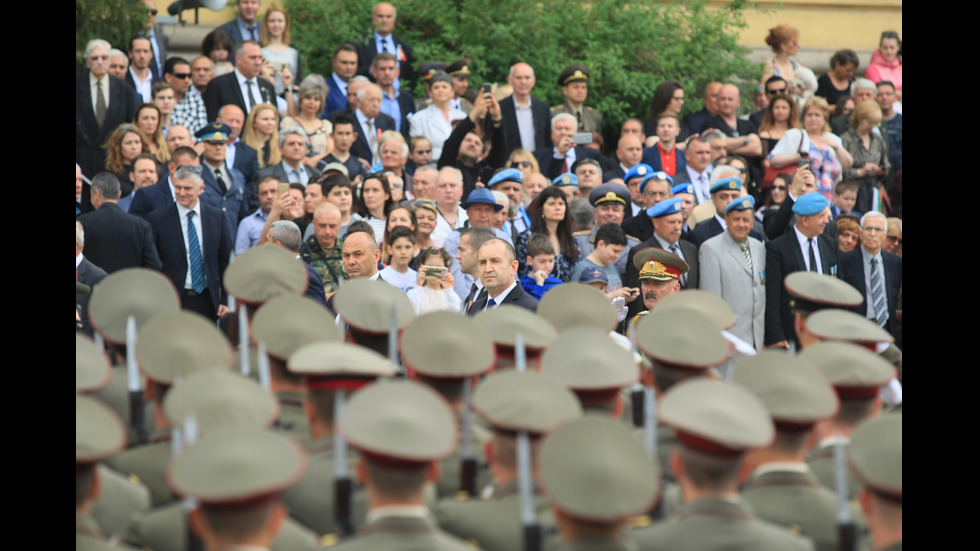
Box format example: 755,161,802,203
513,96,536,152
793,225,823,274
89,73,110,113
235,68,261,114
129,66,153,104
685,165,713,204
226,139,241,168
176,200,204,289
713,213,727,230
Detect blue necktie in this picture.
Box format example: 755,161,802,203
186,211,207,293
487,297,496,308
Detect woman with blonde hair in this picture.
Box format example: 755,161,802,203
242,103,282,168
769,96,853,201
280,84,334,167
260,4,301,96
841,100,890,214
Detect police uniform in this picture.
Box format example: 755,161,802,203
550,64,602,133
575,184,639,278
630,380,815,550
625,247,690,339
435,370,581,551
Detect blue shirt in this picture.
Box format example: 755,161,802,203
235,208,268,254
381,91,403,133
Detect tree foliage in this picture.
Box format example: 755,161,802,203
287,0,762,144
76,0,147,71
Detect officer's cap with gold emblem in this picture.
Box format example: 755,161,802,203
195,121,233,144
163,371,279,433
76,333,113,393
251,296,341,360
168,426,307,506
340,380,456,465
224,244,309,305
444,58,471,77
474,370,582,434
725,195,756,214
418,61,447,81
538,283,617,333
847,414,902,501
401,311,495,379
541,327,638,405
473,304,557,353
552,172,578,188
288,342,396,391
633,247,689,282
76,394,127,465
785,272,863,315
734,351,839,430
636,308,731,369
657,290,736,331
709,177,742,194
333,278,416,334
660,379,774,456
588,183,630,207
541,417,659,522
137,311,232,385
557,63,590,87
804,309,894,347
89,268,180,344
646,197,683,219
624,163,653,183
799,341,895,399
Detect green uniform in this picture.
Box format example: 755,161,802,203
329,514,474,551
300,234,346,293
551,102,602,133
104,432,174,507
631,498,816,551
123,500,316,551
280,436,367,537
742,467,861,551
631,424,678,481
808,440,862,499
275,390,313,449
550,540,636,551
92,366,155,446
436,411,491,499
92,464,151,539
435,481,559,551
76,515,137,551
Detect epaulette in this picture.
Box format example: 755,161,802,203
572,230,592,236
320,533,339,547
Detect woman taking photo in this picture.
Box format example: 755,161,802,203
756,173,791,223
103,123,150,198
841,100,890,214
242,103,282,168
816,49,860,105
260,4,301,96
352,172,393,244
280,84,334,168
409,71,466,161
768,96,853,201
133,104,167,164
515,186,578,282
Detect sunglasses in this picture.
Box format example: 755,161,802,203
413,149,432,155
886,235,903,245
511,161,532,168
766,87,787,95
772,185,787,191
171,73,192,79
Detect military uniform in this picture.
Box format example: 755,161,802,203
124,500,317,551
92,464,151,539
624,247,690,340
299,233,346,293
437,410,492,499
105,433,174,507
93,367,156,445
331,514,474,551
551,101,602,133
436,481,559,551
281,436,366,536
275,389,313,448
807,440,863,498
77,515,135,551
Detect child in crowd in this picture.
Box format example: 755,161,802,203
519,234,563,300
380,226,418,292
569,223,638,302
832,180,858,217
406,247,459,314
317,115,367,183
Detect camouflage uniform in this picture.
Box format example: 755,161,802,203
300,234,346,293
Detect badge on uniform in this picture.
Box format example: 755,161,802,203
830,265,837,277
759,269,766,285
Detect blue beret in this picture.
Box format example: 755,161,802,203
196,121,233,143
709,177,742,194
461,188,504,212
639,171,673,193
672,183,694,195
552,173,578,187
792,192,830,216
588,183,630,207
624,164,653,182
725,196,756,214
487,168,524,187
646,197,684,218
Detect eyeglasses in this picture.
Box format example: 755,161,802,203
512,161,532,168
171,73,192,79
772,185,787,191
413,149,432,155
766,87,787,95
886,235,903,245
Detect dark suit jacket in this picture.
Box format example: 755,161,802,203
533,146,602,181
353,33,416,91
302,260,328,306
641,145,688,175
217,18,258,48
147,202,232,312
764,230,838,346
76,256,108,337
688,217,764,248
683,109,714,136
602,165,626,183
499,95,553,156
393,91,416,138
76,73,137,193
324,78,350,117
624,238,700,319
350,112,396,164
202,71,276,122
128,178,173,219
124,68,157,97
259,162,322,186
200,162,250,239
230,141,261,199
466,281,538,315
839,249,902,340
77,202,162,274
762,194,838,243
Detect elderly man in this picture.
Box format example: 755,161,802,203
831,78,878,135
688,171,764,247
699,196,767,350
354,2,416,90
839,211,902,340
78,171,161,274
625,247,689,336
671,136,714,205
533,113,602,180
499,62,553,155
683,81,723,135
431,167,468,246
190,56,214,96
372,52,415,135
268,220,328,305
574,157,603,198
261,127,322,184
379,132,412,191
622,170,674,242
165,57,207,135
107,48,129,81
203,41,276,120
350,83,395,166
467,238,538,313
486,169,531,240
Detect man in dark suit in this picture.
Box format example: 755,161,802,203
353,2,416,92
146,165,233,320
216,0,263,48
76,221,108,337
130,146,200,218
78,172,162,274
622,171,674,243
499,62,553,156
765,193,837,350
214,105,261,194
839,212,902,340
125,35,158,103
533,113,601,180
76,39,137,199
202,41,276,122
372,52,415,136
197,122,250,239
603,135,643,182
259,127,322,185
349,83,395,166
467,238,538,314
324,44,361,116
141,1,169,78
682,81,722,136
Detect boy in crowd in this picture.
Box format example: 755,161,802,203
832,180,858,218
318,115,368,183
570,223,638,302
519,234,563,300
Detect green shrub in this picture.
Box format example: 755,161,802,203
76,0,148,72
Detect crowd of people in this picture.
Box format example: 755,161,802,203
76,2,903,550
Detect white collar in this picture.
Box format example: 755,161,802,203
487,280,517,307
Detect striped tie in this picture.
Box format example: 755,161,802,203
670,244,688,288
870,257,887,327
187,211,207,294
739,242,754,274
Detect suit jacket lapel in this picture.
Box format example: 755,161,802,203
790,234,807,272
819,237,835,275
169,204,187,261
78,76,100,133
724,234,753,275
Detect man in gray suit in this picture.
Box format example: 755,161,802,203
699,196,766,350
259,126,322,185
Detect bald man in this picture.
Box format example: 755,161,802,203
499,62,553,156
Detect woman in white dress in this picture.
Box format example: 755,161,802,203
409,71,466,162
